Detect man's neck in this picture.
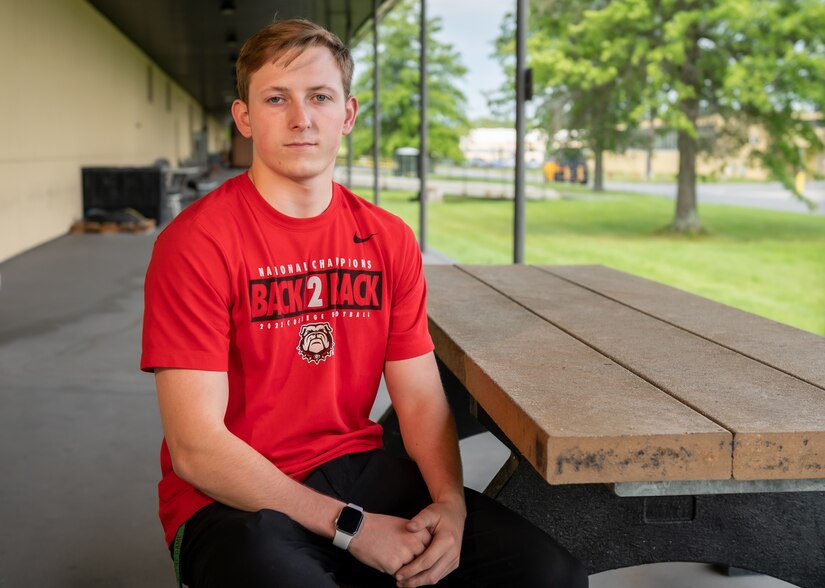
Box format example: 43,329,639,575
247,166,334,219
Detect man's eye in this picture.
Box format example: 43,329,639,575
314,95,330,103
267,97,283,104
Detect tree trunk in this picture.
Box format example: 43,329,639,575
646,146,653,181
671,23,703,234
673,129,702,232
645,107,655,180
593,147,604,192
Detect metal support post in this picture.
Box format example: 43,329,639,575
514,0,527,263
372,0,381,205
418,0,428,253
345,0,353,188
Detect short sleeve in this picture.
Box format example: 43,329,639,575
384,223,434,361
141,219,232,372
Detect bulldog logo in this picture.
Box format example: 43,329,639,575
297,322,334,364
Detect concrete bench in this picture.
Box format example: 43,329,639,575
424,264,825,588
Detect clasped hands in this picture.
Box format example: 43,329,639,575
348,500,467,587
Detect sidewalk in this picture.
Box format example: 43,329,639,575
0,231,167,587
333,167,561,201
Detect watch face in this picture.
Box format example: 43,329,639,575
337,506,363,534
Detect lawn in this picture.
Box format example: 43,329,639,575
364,188,825,336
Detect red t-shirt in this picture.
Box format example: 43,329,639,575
141,173,434,546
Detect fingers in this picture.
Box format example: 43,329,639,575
388,527,433,573
406,508,436,533
402,528,432,561
348,513,429,576
394,533,460,587
396,502,466,586
382,530,431,576
396,552,459,587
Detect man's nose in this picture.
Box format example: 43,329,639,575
289,101,311,130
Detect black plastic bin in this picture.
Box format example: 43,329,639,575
81,167,164,221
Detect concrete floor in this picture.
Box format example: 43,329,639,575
0,232,167,587
0,208,797,586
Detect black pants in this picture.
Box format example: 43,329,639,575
177,450,588,587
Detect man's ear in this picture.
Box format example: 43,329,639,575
231,99,253,139
342,96,358,136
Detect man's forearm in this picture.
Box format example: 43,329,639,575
385,354,466,508
157,368,345,539
400,401,466,507
172,427,344,539
386,353,468,587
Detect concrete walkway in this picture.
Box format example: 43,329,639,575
333,167,561,201
0,232,167,587
0,191,797,587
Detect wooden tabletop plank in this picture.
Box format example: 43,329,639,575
463,265,825,481
544,264,825,390
425,265,731,485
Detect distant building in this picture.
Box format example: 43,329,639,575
594,115,824,181
460,128,547,167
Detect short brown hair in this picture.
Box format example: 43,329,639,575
235,19,354,103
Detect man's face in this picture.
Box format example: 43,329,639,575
232,46,357,185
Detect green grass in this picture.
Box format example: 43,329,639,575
364,188,825,336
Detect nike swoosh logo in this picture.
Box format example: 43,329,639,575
353,232,377,244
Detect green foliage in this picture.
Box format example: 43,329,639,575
486,13,517,122
351,0,470,162
715,0,825,199
639,0,825,194
491,1,650,153
494,0,825,224
472,115,515,128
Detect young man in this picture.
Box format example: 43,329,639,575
141,18,587,588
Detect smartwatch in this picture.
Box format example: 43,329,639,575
333,503,364,550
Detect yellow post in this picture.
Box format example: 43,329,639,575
795,170,806,195
544,161,559,182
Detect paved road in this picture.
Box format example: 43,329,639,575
605,180,825,215
428,165,825,214
336,165,825,214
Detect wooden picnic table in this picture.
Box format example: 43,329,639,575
424,264,825,587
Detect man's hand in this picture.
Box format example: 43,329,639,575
348,512,433,576
393,499,467,587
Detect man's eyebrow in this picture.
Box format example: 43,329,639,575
308,85,340,94
258,85,340,94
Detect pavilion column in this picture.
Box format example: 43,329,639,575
418,0,428,253
345,0,353,188
372,0,381,205
514,0,528,263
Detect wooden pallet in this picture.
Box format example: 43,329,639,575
70,219,156,234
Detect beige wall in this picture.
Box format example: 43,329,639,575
0,0,226,263
599,119,825,181
601,149,770,181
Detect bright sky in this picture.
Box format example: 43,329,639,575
351,1,513,120
429,0,511,120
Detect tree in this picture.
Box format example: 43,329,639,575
644,0,824,231
491,2,646,192
500,0,825,232
351,0,470,163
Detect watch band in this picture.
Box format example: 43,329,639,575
333,503,364,550
332,527,356,550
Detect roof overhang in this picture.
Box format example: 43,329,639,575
87,0,398,116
